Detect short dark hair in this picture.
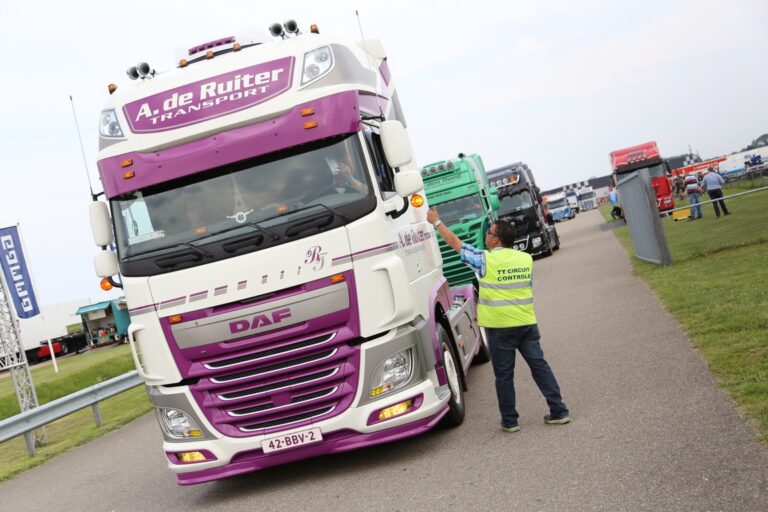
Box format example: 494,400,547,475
491,220,516,247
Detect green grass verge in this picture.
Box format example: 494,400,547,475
599,181,768,444
0,345,152,482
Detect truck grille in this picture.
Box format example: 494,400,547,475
438,233,477,287
166,273,360,438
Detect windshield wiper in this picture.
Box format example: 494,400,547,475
151,243,214,270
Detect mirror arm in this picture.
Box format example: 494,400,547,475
108,276,124,289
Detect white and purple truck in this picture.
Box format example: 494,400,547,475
88,21,487,485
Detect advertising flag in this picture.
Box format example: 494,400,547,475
0,225,40,318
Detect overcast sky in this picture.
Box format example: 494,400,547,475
1,0,766,307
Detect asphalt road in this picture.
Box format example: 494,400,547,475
2,210,766,511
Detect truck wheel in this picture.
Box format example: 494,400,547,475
472,327,491,364
437,324,466,427
60,343,70,355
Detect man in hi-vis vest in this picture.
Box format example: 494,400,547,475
427,208,570,432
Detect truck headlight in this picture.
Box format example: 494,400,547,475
531,237,542,248
155,408,204,439
99,109,124,138
300,46,334,87
370,347,414,398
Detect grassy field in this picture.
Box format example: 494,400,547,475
0,345,152,482
600,179,768,444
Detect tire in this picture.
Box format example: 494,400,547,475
472,327,491,364
437,323,466,427
60,342,70,355
542,240,553,257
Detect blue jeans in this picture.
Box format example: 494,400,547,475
485,324,568,426
688,192,703,219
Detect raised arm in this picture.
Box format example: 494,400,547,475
426,207,462,253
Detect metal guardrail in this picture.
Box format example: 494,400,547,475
0,370,143,455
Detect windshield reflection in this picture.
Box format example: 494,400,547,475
112,135,371,259
433,196,485,225
498,190,533,215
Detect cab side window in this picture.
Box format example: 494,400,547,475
363,130,396,198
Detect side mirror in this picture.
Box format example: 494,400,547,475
394,170,423,198
489,187,500,211
90,202,113,247
94,251,119,278
380,120,413,169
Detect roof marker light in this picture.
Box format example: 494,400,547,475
233,43,241,51
108,84,117,94
300,107,315,117
206,51,214,59
330,274,345,284
304,121,318,129
120,159,133,168
122,171,135,180
169,315,183,325
310,24,319,34
179,59,188,68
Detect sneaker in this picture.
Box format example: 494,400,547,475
544,414,571,425
501,423,520,433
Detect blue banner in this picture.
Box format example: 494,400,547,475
0,225,40,318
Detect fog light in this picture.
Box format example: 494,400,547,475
176,451,208,463
378,399,413,421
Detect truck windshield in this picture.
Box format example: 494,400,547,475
579,191,596,200
548,198,567,209
111,134,374,275
646,163,666,178
433,195,485,225
498,190,533,215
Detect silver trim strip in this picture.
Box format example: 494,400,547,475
239,405,337,432
203,333,336,370
228,387,339,417
210,348,339,384
217,367,341,401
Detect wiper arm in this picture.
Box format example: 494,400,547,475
151,243,214,270
287,203,350,222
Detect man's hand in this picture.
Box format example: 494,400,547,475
427,207,440,225
427,207,462,253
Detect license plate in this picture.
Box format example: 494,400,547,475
261,428,323,454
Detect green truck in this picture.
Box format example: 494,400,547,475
421,153,500,286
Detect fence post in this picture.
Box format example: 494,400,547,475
24,431,36,456
91,403,102,427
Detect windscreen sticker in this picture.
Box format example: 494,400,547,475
123,57,294,133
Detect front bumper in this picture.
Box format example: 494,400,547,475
171,379,449,485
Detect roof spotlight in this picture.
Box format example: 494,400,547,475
127,67,139,80
284,19,299,34
136,62,152,77
269,23,285,38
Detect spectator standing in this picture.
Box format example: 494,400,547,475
608,187,622,220
701,167,730,218
426,208,570,433
684,173,703,220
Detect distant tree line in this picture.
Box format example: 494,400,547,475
741,133,768,152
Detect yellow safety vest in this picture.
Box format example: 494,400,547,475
478,248,537,328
